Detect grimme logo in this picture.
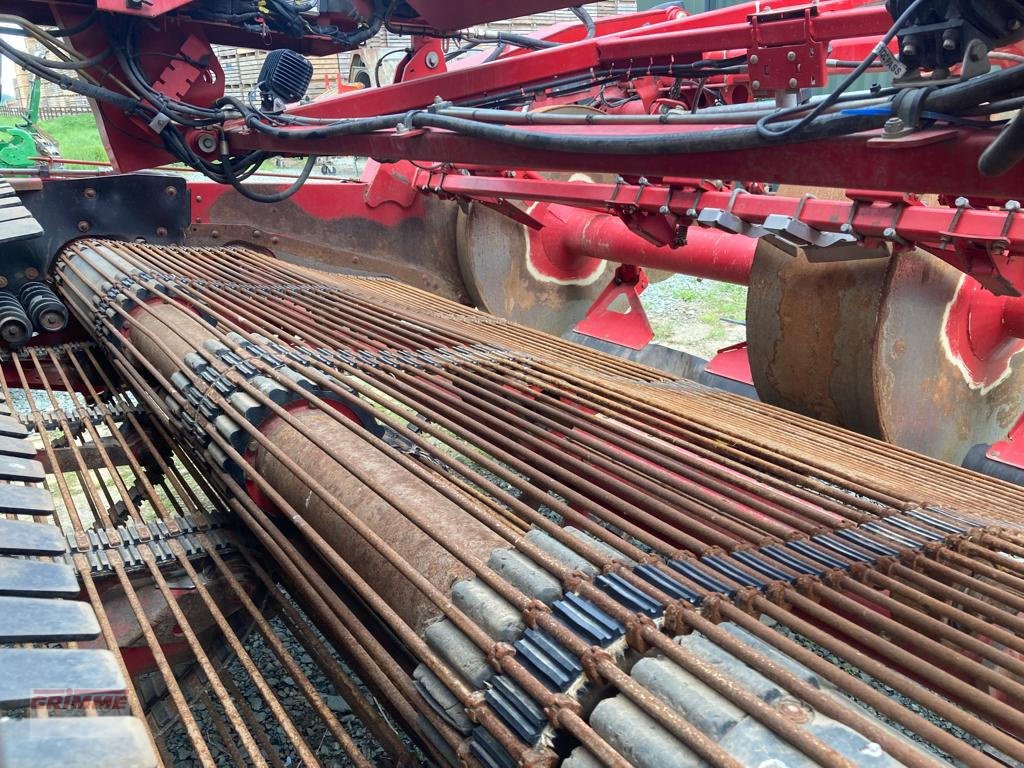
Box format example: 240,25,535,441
29,688,129,714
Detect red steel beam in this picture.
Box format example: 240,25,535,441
422,169,1024,253
238,0,878,122
227,124,1017,200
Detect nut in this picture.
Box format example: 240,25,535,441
24,268,39,280
84,188,96,199
196,133,218,154
77,220,90,233
164,185,178,197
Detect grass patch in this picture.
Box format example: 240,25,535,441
0,112,107,163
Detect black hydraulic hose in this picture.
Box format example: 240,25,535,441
483,42,506,63
411,110,888,154
467,32,559,50
220,137,317,203
571,6,596,39
979,109,1024,176
244,98,886,153
925,63,1024,113
330,0,387,47
0,37,142,114
15,47,111,70
49,12,96,37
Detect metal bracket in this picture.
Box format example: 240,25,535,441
762,195,858,255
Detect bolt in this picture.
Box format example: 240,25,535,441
77,220,90,233
659,205,670,214
883,227,897,239
352,256,359,265
84,188,96,199
0,277,9,288
840,223,854,233
749,54,759,65
195,195,204,203
24,268,38,280
1011,18,1023,31
270,236,279,245
788,78,799,89
942,37,957,51
955,196,970,208
1006,200,1021,212
196,133,217,154
39,310,64,331
883,116,905,135
164,185,177,197
993,243,1007,257
425,51,440,69
156,226,168,237
752,80,761,90
786,51,796,62
211,230,220,239
902,43,918,58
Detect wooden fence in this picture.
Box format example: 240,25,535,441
0,104,91,120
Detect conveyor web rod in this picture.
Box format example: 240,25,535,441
0,343,416,767
53,238,1024,767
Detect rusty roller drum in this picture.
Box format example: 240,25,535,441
747,245,1024,465
456,200,610,336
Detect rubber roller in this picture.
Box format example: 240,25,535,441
0,291,33,347
19,282,69,334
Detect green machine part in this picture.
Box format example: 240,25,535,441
24,77,41,131
0,79,54,169
0,128,37,169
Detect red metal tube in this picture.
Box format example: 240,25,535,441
538,203,756,284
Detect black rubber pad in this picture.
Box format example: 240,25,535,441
0,416,27,439
0,649,125,708
0,457,44,482
0,717,156,768
0,485,55,516
0,519,65,555
0,559,79,598
0,596,99,642
0,436,36,459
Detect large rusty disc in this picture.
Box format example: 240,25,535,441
456,200,609,336
747,245,1024,464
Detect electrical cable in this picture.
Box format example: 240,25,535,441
756,0,930,140
375,48,409,88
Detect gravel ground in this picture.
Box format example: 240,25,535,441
641,273,747,360
159,597,422,767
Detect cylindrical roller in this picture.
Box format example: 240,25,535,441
747,246,1024,465
0,291,33,347
19,282,69,334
